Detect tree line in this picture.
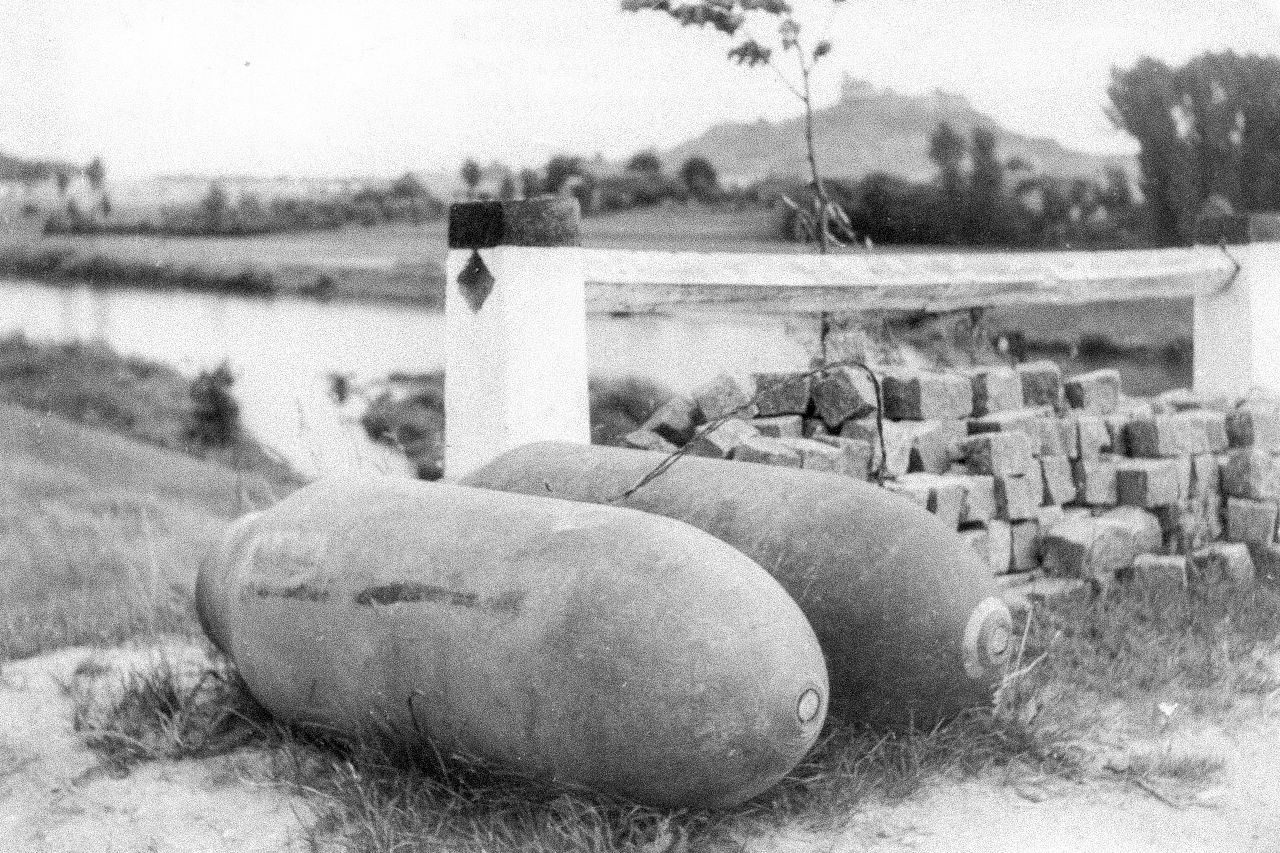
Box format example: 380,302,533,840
457,151,727,212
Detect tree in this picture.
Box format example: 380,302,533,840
391,171,427,198
459,158,482,200
499,174,518,201
519,168,542,199
928,122,967,244
201,182,231,233
623,0,852,252
626,149,663,175
680,155,720,201
967,127,1007,244
544,155,585,195
85,157,106,192
1109,51,1280,245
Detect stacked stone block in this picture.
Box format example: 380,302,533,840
619,363,1265,588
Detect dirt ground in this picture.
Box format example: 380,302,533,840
2,642,1279,853
0,644,315,853
753,719,1280,853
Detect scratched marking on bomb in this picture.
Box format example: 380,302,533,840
355,582,524,615
238,528,335,603
241,578,332,602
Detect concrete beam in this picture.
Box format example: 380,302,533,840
583,246,1235,314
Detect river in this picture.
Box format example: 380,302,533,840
0,279,817,477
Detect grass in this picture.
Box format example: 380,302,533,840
0,411,241,660
0,332,305,494
361,372,674,478
59,572,1280,852
0,337,304,660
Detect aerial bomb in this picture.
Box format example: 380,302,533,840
195,476,828,809
462,442,1014,727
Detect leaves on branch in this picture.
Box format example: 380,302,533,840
813,40,832,60
778,18,800,50
741,0,794,13
727,39,773,66
620,0,745,35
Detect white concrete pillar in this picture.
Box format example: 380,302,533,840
1194,216,1280,400
444,198,590,480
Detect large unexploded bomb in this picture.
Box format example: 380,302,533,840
462,442,1014,726
196,476,828,809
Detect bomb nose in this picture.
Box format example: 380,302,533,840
962,596,1014,679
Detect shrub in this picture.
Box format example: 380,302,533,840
187,363,241,451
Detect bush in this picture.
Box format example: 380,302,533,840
186,363,241,451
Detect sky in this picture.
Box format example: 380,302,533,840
1,0,1278,177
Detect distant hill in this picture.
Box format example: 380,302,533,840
663,78,1133,186
0,150,75,183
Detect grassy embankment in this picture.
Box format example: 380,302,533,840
0,335,302,659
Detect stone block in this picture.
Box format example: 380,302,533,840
1191,453,1220,498
1064,369,1121,414
968,407,1055,454
732,434,803,467
1221,450,1280,500
1130,554,1188,584
1225,398,1280,450
955,474,997,524
881,370,973,420
906,419,967,474
775,436,847,473
1010,520,1039,572
1115,458,1180,508
751,372,811,417
1099,506,1164,554
811,435,873,480
1073,457,1118,506
811,366,877,426
1124,411,1227,458
841,417,910,478
1076,415,1111,460
1016,360,1063,409
1225,497,1278,546
802,418,830,438
888,473,964,529
1103,414,1131,457
967,366,1023,416
985,520,1014,574
1173,455,1194,502
1191,410,1230,452
692,373,755,422
960,432,1036,477
688,418,759,459
1152,504,1180,542
1249,542,1280,582
994,474,1038,521
1056,414,1079,459
1154,388,1202,413
640,396,703,446
1041,509,1158,580
1193,542,1255,586
622,429,678,453
959,528,991,565
1040,455,1077,506
752,415,804,438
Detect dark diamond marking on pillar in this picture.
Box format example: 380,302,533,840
457,250,495,312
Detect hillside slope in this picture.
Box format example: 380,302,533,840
665,78,1132,185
